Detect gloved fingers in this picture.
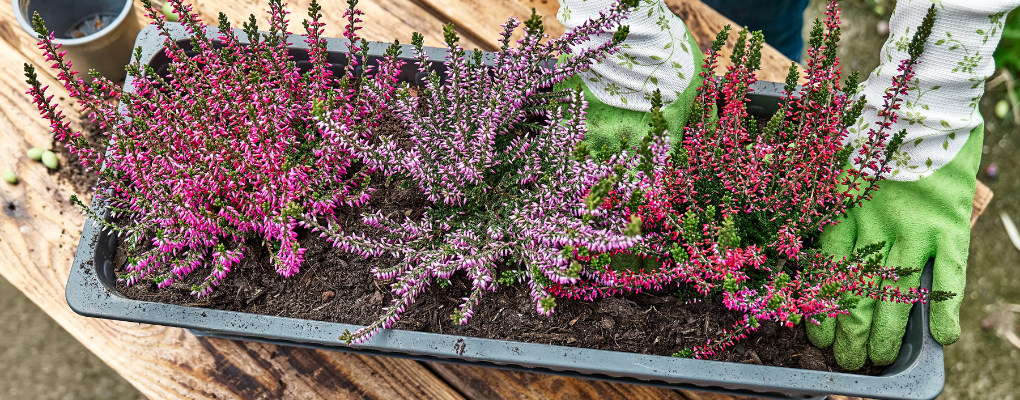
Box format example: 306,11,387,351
809,213,858,349
831,228,894,370
833,296,877,370
930,231,969,345
818,214,856,259
867,236,929,366
806,314,836,348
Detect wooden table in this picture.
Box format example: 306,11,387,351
0,1,991,399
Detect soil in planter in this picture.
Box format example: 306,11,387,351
107,115,884,375
114,228,883,375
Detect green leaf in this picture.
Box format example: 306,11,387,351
942,140,949,150
931,85,941,90
671,61,683,68
977,29,986,35
926,157,933,168
650,55,663,61
680,42,689,52
664,42,673,49
650,76,659,86
935,39,946,45
940,119,951,128
948,132,956,139
914,138,923,146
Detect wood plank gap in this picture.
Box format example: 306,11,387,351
409,0,499,51
419,360,477,400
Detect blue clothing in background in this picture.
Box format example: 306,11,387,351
701,0,810,61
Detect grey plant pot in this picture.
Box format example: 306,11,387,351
14,0,141,82
65,22,945,400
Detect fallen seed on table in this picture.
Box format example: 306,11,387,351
2,170,16,184
161,1,181,22
41,151,59,170
27,147,44,160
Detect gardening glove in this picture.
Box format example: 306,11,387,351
556,0,704,156
806,0,1019,371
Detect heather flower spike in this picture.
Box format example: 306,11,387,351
26,0,402,295
314,1,643,345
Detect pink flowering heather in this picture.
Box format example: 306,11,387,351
549,2,953,358
25,0,402,296
307,2,650,345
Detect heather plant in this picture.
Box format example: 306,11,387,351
310,1,650,344
549,3,955,358
25,0,402,295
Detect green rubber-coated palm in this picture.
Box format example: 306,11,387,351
806,125,983,370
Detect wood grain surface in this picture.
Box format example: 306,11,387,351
972,180,993,228
414,0,799,82
0,1,973,399
422,361,687,399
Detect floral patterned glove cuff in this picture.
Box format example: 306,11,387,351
557,0,701,112
849,0,1017,181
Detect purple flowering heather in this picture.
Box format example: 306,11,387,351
24,0,402,296
307,1,648,345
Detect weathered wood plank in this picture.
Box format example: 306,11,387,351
416,0,797,82
972,180,992,228
413,0,564,51
662,0,798,83
423,361,687,400
163,0,483,49
0,1,467,398
679,391,785,400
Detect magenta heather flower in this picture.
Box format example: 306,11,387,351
25,0,401,296
309,2,645,345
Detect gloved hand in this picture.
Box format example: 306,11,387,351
806,0,1018,370
556,0,703,155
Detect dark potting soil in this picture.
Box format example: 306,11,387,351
50,120,105,196
106,114,883,375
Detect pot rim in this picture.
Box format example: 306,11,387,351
13,0,135,46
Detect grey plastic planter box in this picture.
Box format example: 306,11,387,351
66,22,945,400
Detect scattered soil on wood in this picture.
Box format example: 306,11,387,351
111,114,884,376
49,120,106,196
